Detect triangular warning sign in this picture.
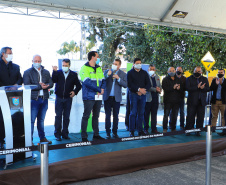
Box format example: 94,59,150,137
201,51,215,71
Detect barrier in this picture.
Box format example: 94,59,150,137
1,126,226,185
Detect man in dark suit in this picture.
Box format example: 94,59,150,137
104,59,127,138
210,69,226,135
185,66,210,136
162,67,183,133
52,59,82,141
0,46,23,149
144,64,162,134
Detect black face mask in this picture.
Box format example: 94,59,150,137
176,71,182,75
217,74,224,78
193,72,201,78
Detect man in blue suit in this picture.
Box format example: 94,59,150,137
103,59,127,138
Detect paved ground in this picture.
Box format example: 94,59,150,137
68,155,226,185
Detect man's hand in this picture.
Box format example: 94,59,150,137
137,92,142,96
176,84,180,90
52,66,58,71
216,78,219,85
108,69,112,76
139,88,146,95
39,82,49,89
197,82,202,88
70,91,75,98
173,84,179,89
200,83,206,89
113,74,119,80
101,88,104,95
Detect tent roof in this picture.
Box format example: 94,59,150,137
0,0,226,34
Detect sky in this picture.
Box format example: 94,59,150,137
0,12,82,73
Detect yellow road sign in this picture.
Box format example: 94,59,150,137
201,51,215,71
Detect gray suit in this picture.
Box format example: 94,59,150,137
103,69,127,102
146,74,161,102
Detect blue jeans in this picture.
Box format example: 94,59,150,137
129,92,146,132
104,97,120,135
54,97,72,138
31,97,48,140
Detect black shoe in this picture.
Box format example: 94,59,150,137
82,138,89,142
62,135,70,140
112,133,119,138
139,131,146,136
185,133,190,136
217,132,226,136
93,135,105,140
106,133,111,139
130,131,135,137
152,130,160,134
56,137,62,141
196,132,201,136
40,138,52,144
144,130,149,135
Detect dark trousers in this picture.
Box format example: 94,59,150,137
125,89,130,129
104,97,120,135
144,101,159,131
163,103,179,130
129,92,146,132
54,97,72,138
169,99,185,128
81,100,102,139
0,108,5,142
185,101,205,130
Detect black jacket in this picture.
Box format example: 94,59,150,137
162,75,183,104
0,59,23,86
52,70,81,99
127,68,151,93
23,66,53,100
210,78,226,104
177,75,186,99
186,75,210,106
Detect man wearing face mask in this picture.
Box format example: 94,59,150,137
185,66,210,136
23,54,53,144
79,51,106,142
210,69,226,136
0,46,23,149
103,59,127,138
162,67,183,133
144,64,162,135
127,58,151,137
52,59,81,141
169,66,187,129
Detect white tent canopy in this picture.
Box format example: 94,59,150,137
0,0,226,34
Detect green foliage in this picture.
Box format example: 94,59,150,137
57,40,80,58
86,17,226,74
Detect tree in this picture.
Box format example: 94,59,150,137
57,40,80,59
145,25,226,74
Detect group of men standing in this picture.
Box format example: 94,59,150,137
1,48,226,149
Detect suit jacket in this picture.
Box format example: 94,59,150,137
0,59,23,86
103,69,127,102
146,74,161,102
210,77,226,104
186,75,210,106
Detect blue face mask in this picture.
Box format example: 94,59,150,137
96,58,100,65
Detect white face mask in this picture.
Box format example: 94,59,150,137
112,64,117,71
5,54,13,62
33,62,41,69
62,66,69,72
134,64,142,69
149,71,155,76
